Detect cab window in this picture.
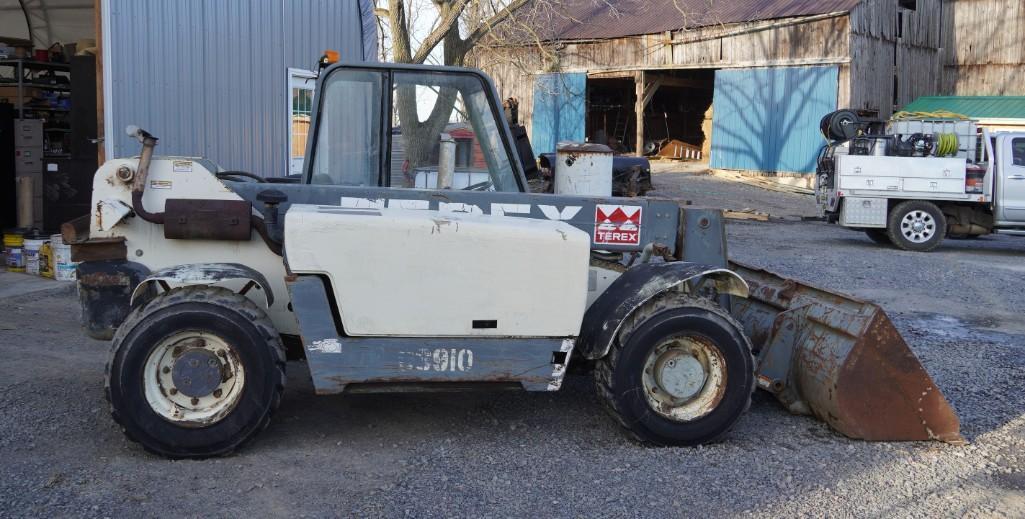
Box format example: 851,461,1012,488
1012,138,1025,166
308,70,384,186
389,71,520,192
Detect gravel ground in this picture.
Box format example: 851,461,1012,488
1,167,1023,518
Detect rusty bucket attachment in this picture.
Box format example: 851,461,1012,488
729,261,963,443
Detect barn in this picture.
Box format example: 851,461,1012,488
476,0,1024,187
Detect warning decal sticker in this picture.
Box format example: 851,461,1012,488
594,204,642,245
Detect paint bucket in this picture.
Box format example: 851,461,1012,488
23,232,48,276
3,229,25,272
52,234,76,281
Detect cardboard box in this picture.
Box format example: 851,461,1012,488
0,86,41,102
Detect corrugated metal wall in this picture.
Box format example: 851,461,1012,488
105,0,377,176
531,73,587,155
710,66,838,174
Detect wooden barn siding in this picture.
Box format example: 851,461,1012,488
848,0,943,117
940,0,1025,95
476,46,544,136
477,15,852,140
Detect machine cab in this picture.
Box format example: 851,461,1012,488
303,63,528,193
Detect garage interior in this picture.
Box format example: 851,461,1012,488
586,69,714,159
1,0,97,234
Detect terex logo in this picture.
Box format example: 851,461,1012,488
594,204,642,245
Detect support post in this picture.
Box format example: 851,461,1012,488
634,71,645,156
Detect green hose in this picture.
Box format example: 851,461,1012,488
935,133,958,157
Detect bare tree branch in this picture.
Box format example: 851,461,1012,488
410,0,471,64
463,0,531,47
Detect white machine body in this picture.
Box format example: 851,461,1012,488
284,204,591,337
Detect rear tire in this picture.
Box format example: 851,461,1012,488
595,296,754,446
105,286,285,458
887,200,946,252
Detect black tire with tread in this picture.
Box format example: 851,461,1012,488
105,286,285,458
594,295,754,446
886,200,947,252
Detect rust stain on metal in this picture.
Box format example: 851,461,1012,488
163,199,252,241
730,260,963,443
80,271,131,287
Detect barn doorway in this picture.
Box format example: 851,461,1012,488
586,69,714,159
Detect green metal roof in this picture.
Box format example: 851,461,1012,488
902,96,1025,120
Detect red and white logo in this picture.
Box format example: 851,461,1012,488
594,204,642,245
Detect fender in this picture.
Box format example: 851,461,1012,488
130,263,274,307
576,262,749,360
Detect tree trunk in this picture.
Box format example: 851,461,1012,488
392,0,468,185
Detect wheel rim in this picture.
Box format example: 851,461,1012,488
143,331,246,427
641,335,727,422
900,210,935,243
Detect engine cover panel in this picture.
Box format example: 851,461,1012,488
284,204,590,337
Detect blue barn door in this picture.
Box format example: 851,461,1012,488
531,73,587,154
710,66,838,174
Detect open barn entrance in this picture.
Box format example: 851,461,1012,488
586,69,714,160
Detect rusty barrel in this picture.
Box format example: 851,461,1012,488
729,261,963,443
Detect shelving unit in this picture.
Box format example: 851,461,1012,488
0,59,72,117
0,59,73,159
1,59,74,230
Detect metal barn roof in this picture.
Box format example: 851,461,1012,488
902,96,1025,120
513,0,863,41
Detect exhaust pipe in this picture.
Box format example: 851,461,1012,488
121,125,282,256
126,126,164,224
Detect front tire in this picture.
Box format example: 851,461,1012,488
595,296,754,446
887,201,946,252
105,286,285,458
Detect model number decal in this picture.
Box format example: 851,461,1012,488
400,348,474,372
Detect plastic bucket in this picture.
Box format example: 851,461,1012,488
23,234,48,275
52,234,77,281
3,229,25,272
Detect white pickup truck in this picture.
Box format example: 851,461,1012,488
817,120,1025,251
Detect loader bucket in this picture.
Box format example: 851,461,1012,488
729,261,963,443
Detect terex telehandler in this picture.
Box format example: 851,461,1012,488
67,62,962,457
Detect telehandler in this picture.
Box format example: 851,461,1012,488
66,62,961,457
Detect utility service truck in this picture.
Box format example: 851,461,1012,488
66,62,961,458
816,111,1025,251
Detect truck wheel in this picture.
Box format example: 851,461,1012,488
105,286,285,458
864,229,891,245
887,201,946,252
595,296,754,446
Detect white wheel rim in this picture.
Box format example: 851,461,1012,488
641,335,727,422
143,331,246,427
900,210,936,243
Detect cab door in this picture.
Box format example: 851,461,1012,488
997,135,1025,223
